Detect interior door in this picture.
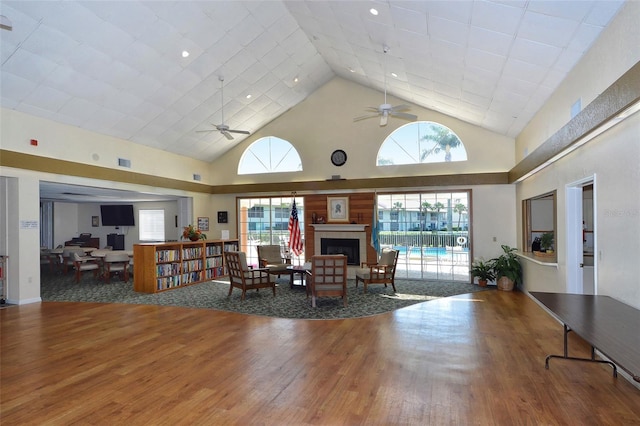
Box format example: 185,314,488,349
566,177,596,295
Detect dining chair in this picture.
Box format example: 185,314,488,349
103,251,130,283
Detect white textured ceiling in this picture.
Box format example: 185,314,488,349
1,0,625,165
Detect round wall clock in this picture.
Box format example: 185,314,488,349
331,149,347,166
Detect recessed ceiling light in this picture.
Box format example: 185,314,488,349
391,72,398,78
293,77,299,83
181,50,189,58
370,8,378,16
246,94,252,99
348,67,355,73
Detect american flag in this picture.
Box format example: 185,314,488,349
288,199,303,256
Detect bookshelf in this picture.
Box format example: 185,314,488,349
133,239,239,293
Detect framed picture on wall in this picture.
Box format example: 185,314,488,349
327,196,349,222
197,216,209,231
91,216,99,227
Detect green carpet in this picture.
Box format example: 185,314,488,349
40,272,490,320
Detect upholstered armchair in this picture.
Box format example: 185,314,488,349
72,252,100,283
226,251,276,301
309,255,347,308
103,251,130,283
257,245,290,277
355,248,399,293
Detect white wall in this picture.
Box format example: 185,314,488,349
515,2,640,309
53,203,78,247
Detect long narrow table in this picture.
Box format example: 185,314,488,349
531,292,640,382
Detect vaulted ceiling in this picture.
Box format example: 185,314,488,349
1,0,625,164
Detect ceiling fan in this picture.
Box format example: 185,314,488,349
353,45,417,126
197,76,250,140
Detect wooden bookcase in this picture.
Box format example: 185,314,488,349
133,239,239,293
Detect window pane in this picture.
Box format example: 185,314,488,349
139,210,165,241
377,121,467,166
238,136,303,174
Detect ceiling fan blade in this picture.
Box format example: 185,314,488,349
196,129,215,133
390,111,418,121
221,131,234,140
353,114,379,122
390,104,411,112
227,129,251,135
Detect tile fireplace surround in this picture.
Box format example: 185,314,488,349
311,224,368,277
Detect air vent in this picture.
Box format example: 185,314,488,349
193,174,201,181
118,158,131,168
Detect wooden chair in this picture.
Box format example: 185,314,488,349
355,248,399,293
309,255,347,308
257,244,290,277
72,252,100,283
103,251,130,283
225,251,276,301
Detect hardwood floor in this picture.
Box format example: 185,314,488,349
2,290,639,425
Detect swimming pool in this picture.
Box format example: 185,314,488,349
392,246,461,256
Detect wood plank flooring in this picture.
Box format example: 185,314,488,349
2,290,639,425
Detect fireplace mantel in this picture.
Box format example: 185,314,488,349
311,224,369,232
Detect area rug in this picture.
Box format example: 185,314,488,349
40,273,490,320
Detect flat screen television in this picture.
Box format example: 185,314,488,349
100,204,135,226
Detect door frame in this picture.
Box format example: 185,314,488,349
565,175,596,294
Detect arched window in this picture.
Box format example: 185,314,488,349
377,121,467,166
238,136,302,175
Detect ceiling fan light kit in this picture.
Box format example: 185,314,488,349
196,76,251,140
353,45,417,127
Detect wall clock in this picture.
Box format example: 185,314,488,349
331,149,347,166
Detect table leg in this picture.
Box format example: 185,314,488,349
544,323,617,377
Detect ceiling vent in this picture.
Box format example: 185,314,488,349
118,158,131,168
193,174,201,181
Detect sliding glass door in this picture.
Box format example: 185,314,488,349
377,191,470,282
237,197,305,267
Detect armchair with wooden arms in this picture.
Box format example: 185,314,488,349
355,248,399,293
256,244,290,277
309,255,347,308
225,251,276,301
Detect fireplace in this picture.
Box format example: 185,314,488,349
321,238,360,265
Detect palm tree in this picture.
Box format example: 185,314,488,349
454,203,467,230
421,201,432,231
420,124,461,162
433,202,445,231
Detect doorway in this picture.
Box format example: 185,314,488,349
566,176,596,294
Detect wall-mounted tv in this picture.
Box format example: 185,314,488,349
100,204,135,226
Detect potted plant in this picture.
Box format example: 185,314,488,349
470,258,495,287
491,245,522,291
540,232,554,253
182,224,206,241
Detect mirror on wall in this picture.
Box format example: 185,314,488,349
523,191,556,254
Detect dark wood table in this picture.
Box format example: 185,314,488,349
287,265,310,290
531,292,640,382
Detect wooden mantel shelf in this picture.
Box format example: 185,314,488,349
311,224,369,232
